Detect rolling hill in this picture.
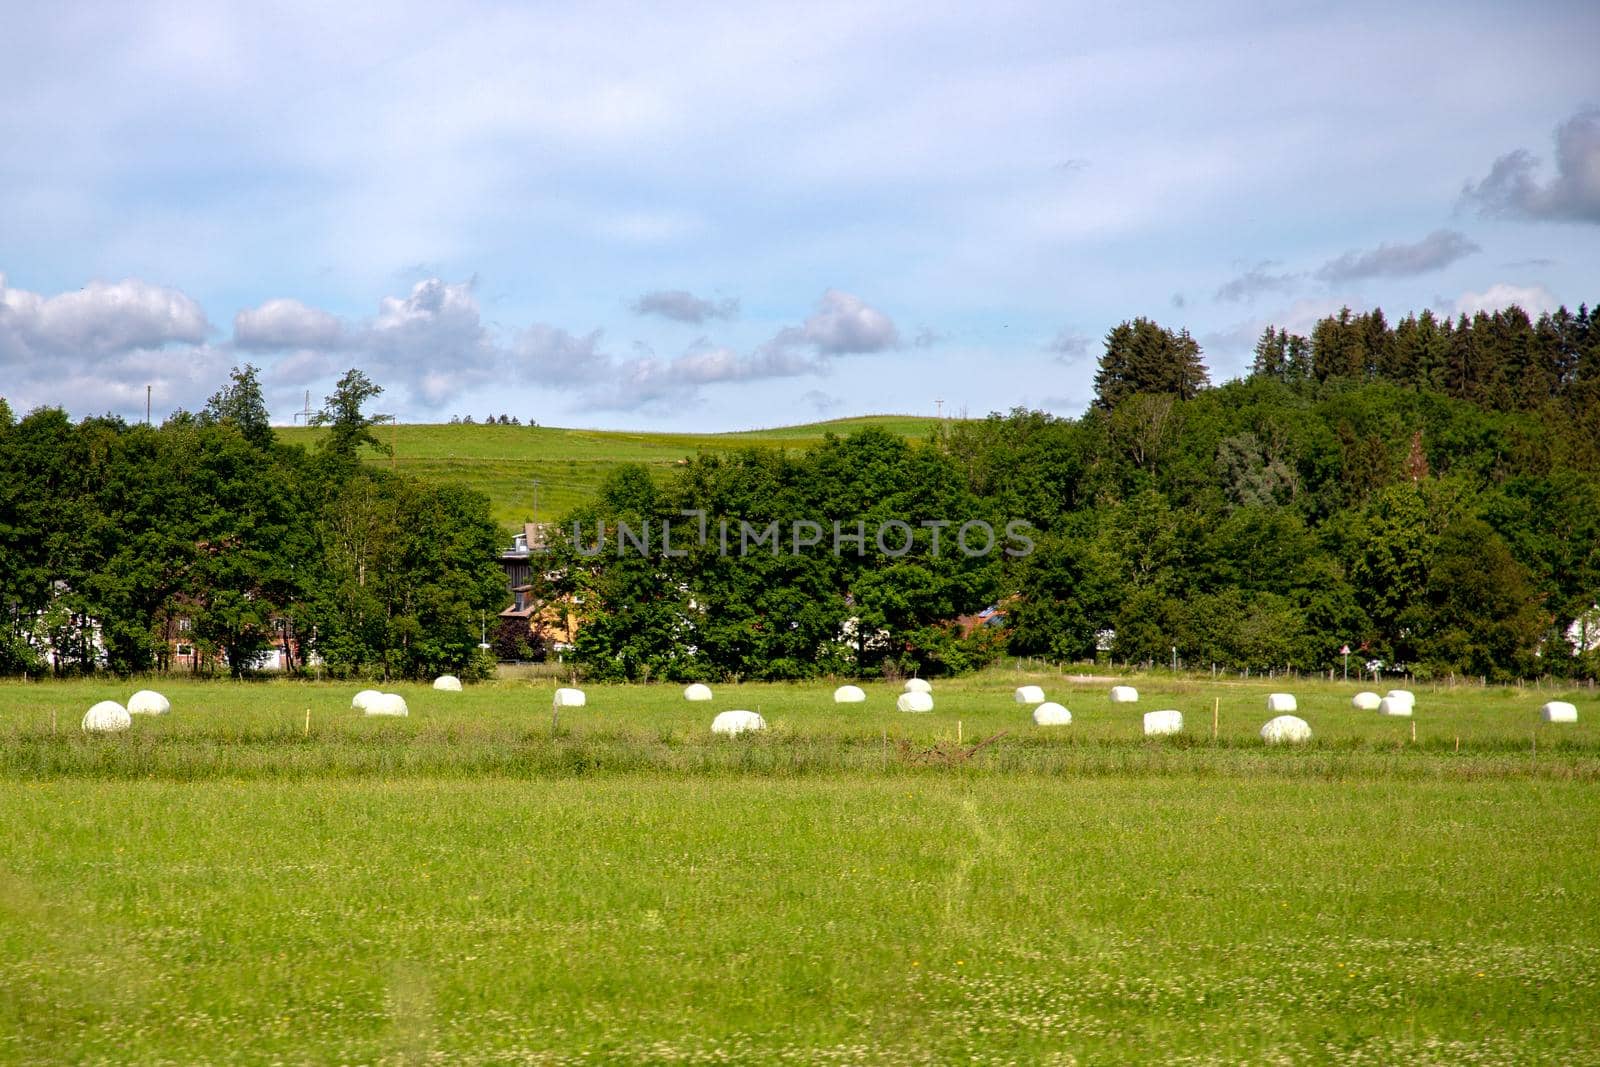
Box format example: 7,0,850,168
276,415,946,531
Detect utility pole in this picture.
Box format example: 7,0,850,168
935,398,944,419
145,385,151,425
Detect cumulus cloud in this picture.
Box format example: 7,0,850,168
1462,108,1600,223
0,274,208,359
1214,262,1300,303
780,289,899,355
1315,229,1480,282
630,289,738,324
1451,283,1559,318
0,273,223,416
234,297,345,350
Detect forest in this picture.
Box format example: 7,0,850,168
554,302,1600,682
0,369,506,679
4,300,1599,682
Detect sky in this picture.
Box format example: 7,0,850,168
2,0,1597,430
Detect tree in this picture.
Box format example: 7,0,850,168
1092,318,1210,410
317,369,387,463
202,364,274,449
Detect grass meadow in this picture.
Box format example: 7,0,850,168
276,416,943,532
3,670,1599,1063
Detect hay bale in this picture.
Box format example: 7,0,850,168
1377,696,1412,718
903,678,932,694
1260,714,1312,744
833,685,867,704
127,689,170,715
432,675,463,691
1032,701,1072,725
1541,701,1579,723
1266,692,1297,712
711,709,766,736
82,700,132,734
1144,709,1183,736
1351,691,1381,711
683,683,714,702
1109,685,1138,703
897,691,934,713
553,687,586,707
352,689,381,711
364,693,409,717
1385,689,1416,708
1014,685,1046,705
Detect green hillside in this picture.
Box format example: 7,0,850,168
276,415,945,531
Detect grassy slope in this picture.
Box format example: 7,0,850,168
3,672,1599,1063
276,416,943,532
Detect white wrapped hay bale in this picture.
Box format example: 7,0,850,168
1385,689,1415,709
1266,693,1297,712
352,689,381,711
1541,701,1579,723
1014,685,1046,705
1144,709,1183,736
127,689,170,715
82,700,132,734
683,683,714,702
897,691,934,713
553,687,586,707
1032,701,1072,725
432,675,462,691
1377,696,1412,718
1109,685,1138,704
364,693,409,717
903,678,932,695
833,685,867,704
1261,715,1312,744
711,709,765,736
1351,691,1381,711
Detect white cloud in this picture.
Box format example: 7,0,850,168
776,289,899,356
1452,283,1559,318
1215,262,1300,303
234,297,345,350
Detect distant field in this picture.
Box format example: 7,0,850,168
276,416,945,532
3,671,1598,1062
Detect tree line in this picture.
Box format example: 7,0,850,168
0,368,505,679
552,300,1600,682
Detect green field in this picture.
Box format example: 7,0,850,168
4,672,1599,1063
276,416,944,532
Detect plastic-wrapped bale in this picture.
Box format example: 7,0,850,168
711,710,766,736
683,683,714,702
1351,691,1381,711
432,675,462,691
903,678,932,694
1144,709,1183,736
1261,715,1312,744
1032,702,1072,725
1266,693,1297,712
1378,696,1412,718
82,700,132,734
1541,701,1579,723
833,685,867,704
553,687,586,707
1014,685,1046,705
364,693,409,717
1385,689,1416,710
352,689,381,711
127,689,171,715
897,691,934,713
1109,685,1138,704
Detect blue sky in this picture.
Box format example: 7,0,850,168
2,0,1597,429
